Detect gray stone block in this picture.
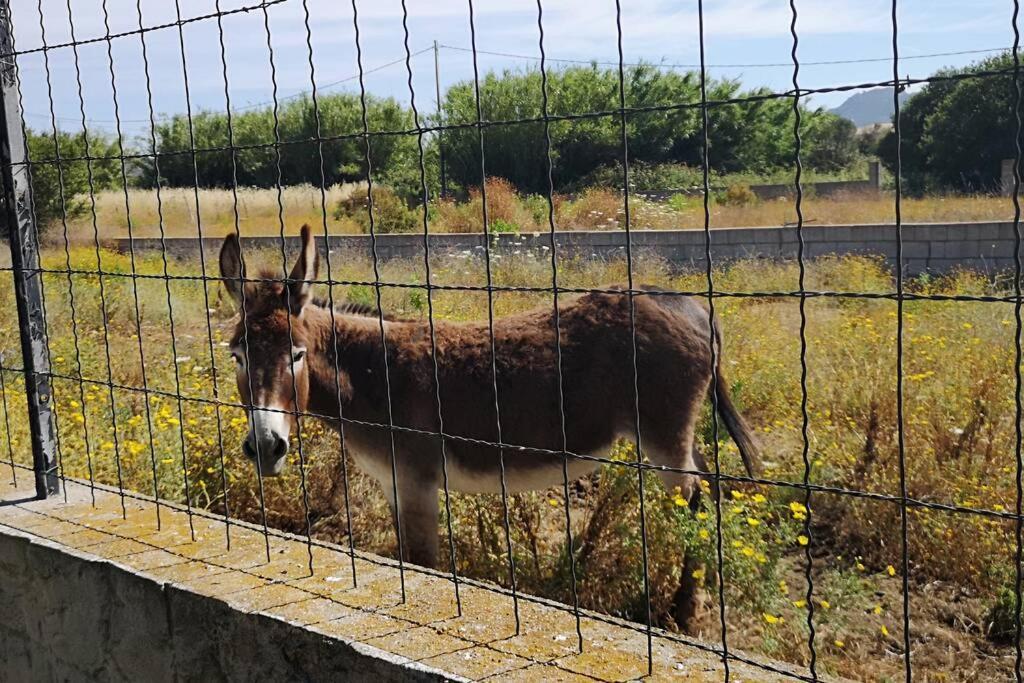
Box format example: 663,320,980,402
907,224,948,242
963,222,1004,241
902,241,930,259
942,240,983,259
753,228,783,244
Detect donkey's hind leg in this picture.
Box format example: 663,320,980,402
647,432,706,634
646,427,702,504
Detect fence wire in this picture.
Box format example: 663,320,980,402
1,0,1023,680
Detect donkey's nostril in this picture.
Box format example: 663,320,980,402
272,436,288,460
242,438,256,460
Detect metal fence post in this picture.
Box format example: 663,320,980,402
0,2,58,499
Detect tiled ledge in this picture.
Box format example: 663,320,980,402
0,479,808,681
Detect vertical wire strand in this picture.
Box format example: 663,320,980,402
100,0,162,524
260,0,315,575
466,0,521,631
613,0,653,672
1010,0,1023,678
697,0,730,676
65,0,127,518
536,0,582,653
299,0,358,586
134,0,195,538
351,0,406,599
173,0,232,547
890,1,913,679
214,0,272,560
399,0,461,609
789,2,818,677
35,0,95,506
11,24,68,504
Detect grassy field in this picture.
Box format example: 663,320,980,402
53,182,1020,242
1,244,1022,681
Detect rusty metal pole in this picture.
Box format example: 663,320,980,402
0,1,59,499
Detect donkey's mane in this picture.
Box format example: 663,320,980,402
310,296,403,321
241,267,407,321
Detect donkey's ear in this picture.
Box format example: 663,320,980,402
286,224,319,312
219,232,246,307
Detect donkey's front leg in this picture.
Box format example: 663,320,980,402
383,471,440,569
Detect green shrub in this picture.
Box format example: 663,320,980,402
718,184,758,207
666,193,697,212
25,128,121,234
332,185,419,234
490,218,519,234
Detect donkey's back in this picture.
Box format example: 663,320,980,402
354,287,755,497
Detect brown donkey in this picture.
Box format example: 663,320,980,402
219,225,760,627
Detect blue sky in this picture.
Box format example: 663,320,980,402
7,0,1016,137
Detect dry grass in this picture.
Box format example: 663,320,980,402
0,245,1020,681
56,182,1018,244
58,184,367,242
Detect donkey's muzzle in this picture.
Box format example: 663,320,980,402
243,434,288,476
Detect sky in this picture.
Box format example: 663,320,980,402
6,0,1017,138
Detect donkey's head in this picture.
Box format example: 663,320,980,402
219,225,319,477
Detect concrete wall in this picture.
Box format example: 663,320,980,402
640,161,882,202
1,479,808,682
113,221,1021,276
0,525,448,682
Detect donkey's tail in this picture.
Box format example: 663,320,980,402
713,369,761,477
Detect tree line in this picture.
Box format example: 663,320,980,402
877,52,1022,195
20,63,866,224
27,52,1020,229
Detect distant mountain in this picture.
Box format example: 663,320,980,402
830,88,910,127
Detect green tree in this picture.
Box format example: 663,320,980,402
24,128,121,232
439,64,853,193
802,113,859,172
140,93,416,190
878,52,1019,194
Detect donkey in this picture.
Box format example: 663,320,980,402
219,225,760,627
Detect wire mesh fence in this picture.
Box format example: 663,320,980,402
2,0,1024,680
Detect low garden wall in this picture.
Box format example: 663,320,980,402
113,221,1022,276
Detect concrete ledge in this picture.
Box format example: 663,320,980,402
0,480,811,681
109,221,1023,277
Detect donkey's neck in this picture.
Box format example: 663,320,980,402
302,305,400,421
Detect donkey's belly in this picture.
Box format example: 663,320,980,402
445,452,600,494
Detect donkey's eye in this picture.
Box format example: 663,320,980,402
292,349,306,363
231,353,243,367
